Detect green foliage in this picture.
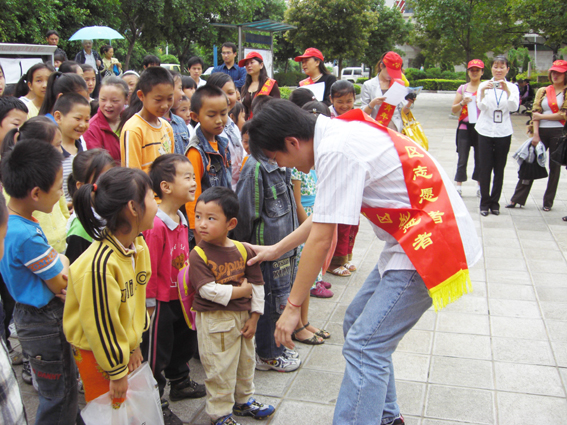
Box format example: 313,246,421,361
159,54,179,65
353,84,361,95
404,68,427,82
409,0,523,67
415,79,466,90
425,67,442,79
274,71,305,87
356,78,369,84
285,0,377,74
279,86,292,100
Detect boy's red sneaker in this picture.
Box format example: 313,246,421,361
310,282,334,298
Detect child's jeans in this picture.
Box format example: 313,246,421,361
14,298,78,425
256,256,296,360
196,310,255,421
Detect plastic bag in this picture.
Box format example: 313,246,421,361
401,110,429,151
80,363,164,425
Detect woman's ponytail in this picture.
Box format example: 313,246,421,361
74,183,105,240
1,128,19,157
14,75,30,98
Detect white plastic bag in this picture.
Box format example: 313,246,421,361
80,363,164,425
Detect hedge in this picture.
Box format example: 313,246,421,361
356,78,369,84
274,71,305,87
354,84,361,95
414,79,466,90
279,86,292,100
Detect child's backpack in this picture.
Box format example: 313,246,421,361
177,240,248,329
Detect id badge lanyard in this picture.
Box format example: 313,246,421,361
493,84,504,123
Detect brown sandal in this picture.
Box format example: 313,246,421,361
292,325,324,345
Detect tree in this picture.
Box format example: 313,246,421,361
285,0,377,75
408,0,525,68
511,0,567,61
362,0,413,77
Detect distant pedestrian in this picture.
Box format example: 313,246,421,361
295,47,336,106
187,56,206,88
240,52,280,119
46,30,68,61
212,42,247,90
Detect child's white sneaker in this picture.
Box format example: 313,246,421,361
255,352,301,372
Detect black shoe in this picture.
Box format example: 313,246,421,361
480,210,489,217
161,400,183,425
490,209,500,216
169,376,206,401
505,203,517,209
22,360,32,385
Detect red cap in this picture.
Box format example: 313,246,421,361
467,59,485,69
238,51,264,68
549,60,567,73
382,52,403,79
294,47,324,62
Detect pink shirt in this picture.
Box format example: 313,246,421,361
142,209,189,302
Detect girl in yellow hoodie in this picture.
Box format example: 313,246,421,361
63,167,157,406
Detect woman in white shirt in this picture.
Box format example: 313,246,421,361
507,60,567,211
475,56,519,216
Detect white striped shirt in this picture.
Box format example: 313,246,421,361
312,116,482,275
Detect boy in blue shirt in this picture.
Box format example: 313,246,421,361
0,140,77,424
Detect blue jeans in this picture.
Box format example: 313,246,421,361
14,298,78,425
333,268,432,425
255,256,295,359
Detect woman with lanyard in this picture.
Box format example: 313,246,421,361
295,48,337,106
361,51,413,132
451,59,484,197
239,51,280,119
506,60,567,212
475,55,519,216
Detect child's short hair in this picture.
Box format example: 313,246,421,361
206,73,233,90
182,76,197,91
74,167,152,240
68,149,115,199
190,85,227,114
1,116,59,157
330,80,356,98
0,97,28,124
229,102,245,122
80,63,96,75
59,61,82,74
197,187,239,221
101,76,129,99
143,55,161,68
149,153,191,198
169,70,181,83
187,56,204,69
54,52,66,63
172,95,190,115
0,193,7,225
302,100,331,117
53,93,90,115
251,95,273,115
289,88,315,108
138,66,174,95
1,139,62,199
40,72,88,115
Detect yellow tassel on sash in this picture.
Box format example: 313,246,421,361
428,269,473,311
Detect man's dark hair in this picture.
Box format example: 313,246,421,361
251,95,273,114
1,139,62,199
149,154,190,198
0,97,28,124
197,187,239,220
182,76,197,90
46,30,59,38
187,56,204,69
53,93,90,116
54,52,66,63
222,42,237,54
190,85,227,114
138,66,174,95
59,61,81,74
143,55,161,68
247,99,317,159
289,88,316,108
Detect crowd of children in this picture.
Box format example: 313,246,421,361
0,49,367,425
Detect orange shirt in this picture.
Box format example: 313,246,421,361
185,141,219,228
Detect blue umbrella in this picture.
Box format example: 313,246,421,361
69,26,124,44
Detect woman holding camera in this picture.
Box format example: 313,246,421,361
475,56,519,216
452,59,484,197
506,60,567,212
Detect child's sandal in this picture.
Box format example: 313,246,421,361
327,266,351,277
344,262,357,272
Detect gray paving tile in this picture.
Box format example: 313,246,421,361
487,282,535,300
531,272,567,287
392,352,430,382
497,392,567,424
551,341,567,367
269,400,335,425
286,369,342,404
303,343,345,374
429,356,493,389
397,380,426,417
488,299,541,318
494,362,564,396
536,286,567,302
433,333,492,360
397,330,433,355
485,269,532,285
492,337,555,366
425,385,494,424
527,259,567,274
490,316,548,340
436,312,490,335
440,295,488,315
413,310,437,331
546,320,567,342
540,302,567,320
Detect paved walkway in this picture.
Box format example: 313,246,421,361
14,93,567,424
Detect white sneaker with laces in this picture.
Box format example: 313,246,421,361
255,353,301,372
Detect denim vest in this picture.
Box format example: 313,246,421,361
233,153,298,259
185,126,232,191
167,112,191,154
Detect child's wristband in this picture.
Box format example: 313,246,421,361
287,298,301,308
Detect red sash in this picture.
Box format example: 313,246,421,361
337,109,472,310
458,85,477,122
299,77,314,86
256,78,276,97
375,79,405,126
545,85,566,126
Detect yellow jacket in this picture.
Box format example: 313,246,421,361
63,231,151,380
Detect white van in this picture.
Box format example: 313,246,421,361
341,67,369,83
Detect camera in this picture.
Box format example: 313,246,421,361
493,81,501,89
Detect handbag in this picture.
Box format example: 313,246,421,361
113,64,122,76
401,110,429,151
518,158,548,180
